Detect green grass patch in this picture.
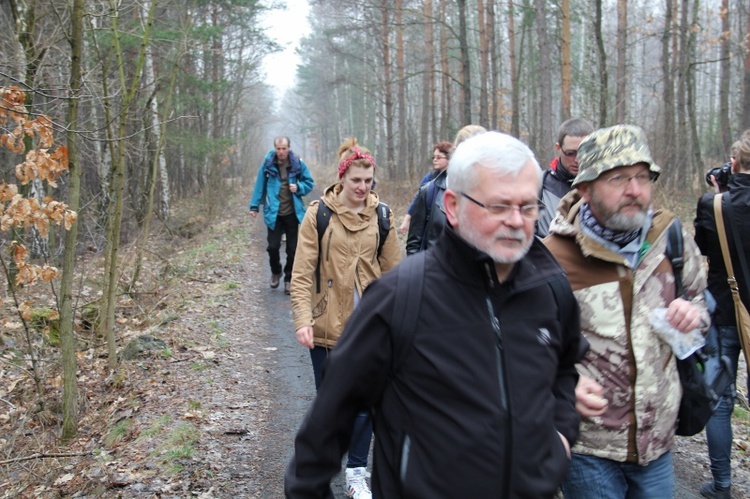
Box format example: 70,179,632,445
138,415,171,441
104,419,132,447
190,362,210,372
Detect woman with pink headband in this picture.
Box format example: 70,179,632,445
290,137,402,498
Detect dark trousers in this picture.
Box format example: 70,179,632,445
267,213,299,282
310,346,372,468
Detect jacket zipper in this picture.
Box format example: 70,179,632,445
484,262,512,497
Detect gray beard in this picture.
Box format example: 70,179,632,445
605,210,648,231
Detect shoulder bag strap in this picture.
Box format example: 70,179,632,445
713,194,736,280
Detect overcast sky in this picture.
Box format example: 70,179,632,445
261,0,311,95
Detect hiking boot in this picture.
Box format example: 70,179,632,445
700,482,731,499
270,273,281,289
284,281,291,295
345,467,371,499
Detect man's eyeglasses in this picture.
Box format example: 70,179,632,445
459,192,543,221
603,172,654,189
561,149,578,158
433,155,448,160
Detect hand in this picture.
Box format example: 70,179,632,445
289,183,298,194
710,175,721,194
558,431,571,459
250,211,258,219
666,298,702,333
398,215,411,235
296,326,314,349
575,375,608,417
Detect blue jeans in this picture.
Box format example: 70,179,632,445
310,346,372,468
704,325,741,489
561,451,673,499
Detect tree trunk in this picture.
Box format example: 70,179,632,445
396,0,407,178
440,0,452,138
487,1,498,130
132,2,178,290
456,0,472,125
381,0,395,177
420,0,434,160
60,0,84,443
687,0,703,177
478,0,489,127
594,0,608,126
534,0,553,160
719,0,731,152
100,0,158,369
615,0,628,122
660,0,676,172
509,0,519,137
560,0,572,120
675,0,690,188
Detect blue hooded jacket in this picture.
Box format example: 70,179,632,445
249,149,314,229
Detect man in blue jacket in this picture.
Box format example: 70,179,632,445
249,136,314,294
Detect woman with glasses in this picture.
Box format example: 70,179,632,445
398,140,453,235
406,126,486,254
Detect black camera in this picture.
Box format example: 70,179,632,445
705,162,732,188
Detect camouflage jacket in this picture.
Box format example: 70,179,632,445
544,190,709,465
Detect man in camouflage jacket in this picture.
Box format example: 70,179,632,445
544,125,710,498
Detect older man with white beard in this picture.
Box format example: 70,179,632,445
544,124,709,499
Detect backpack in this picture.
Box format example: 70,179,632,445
389,252,576,371
315,199,391,293
665,219,735,436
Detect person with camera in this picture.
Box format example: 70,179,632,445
693,130,750,498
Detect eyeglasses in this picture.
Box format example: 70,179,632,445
433,155,448,160
561,149,578,158
459,192,543,220
603,172,654,189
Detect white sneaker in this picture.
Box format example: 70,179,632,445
345,467,372,499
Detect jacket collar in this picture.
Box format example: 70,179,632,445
263,150,302,177
434,225,566,294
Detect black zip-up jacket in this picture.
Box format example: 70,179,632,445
285,226,583,498
694,173,750,325
406,170,447,254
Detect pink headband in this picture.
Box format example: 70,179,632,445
338,147,375,179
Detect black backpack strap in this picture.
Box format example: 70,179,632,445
315,200,333,294
548,275,573,332
665,219,685,298
376,202,391,258
390,253,425,371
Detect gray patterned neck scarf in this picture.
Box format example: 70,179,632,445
580,203,642,247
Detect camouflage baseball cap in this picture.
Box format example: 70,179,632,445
572,124,661,186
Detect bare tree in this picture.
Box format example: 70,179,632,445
560,0,572,120
59,0,84,443
719,0,731,151
594,0,609,126
456,0,472,125
534,0,554,160
615,0,628,122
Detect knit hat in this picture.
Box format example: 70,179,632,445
572,124,661,186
